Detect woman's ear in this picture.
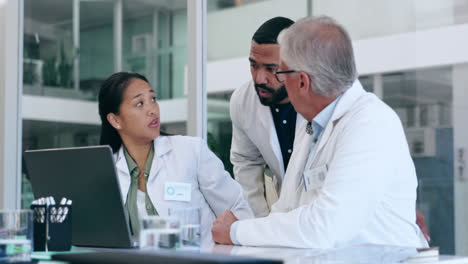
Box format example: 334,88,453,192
107,113,121,130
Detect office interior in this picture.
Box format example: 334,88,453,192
1,0,468,257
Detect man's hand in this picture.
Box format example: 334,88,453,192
416,210,430,242
211,210,238,245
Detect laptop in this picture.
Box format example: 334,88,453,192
24,145,134,248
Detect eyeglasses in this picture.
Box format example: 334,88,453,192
274,70,297,83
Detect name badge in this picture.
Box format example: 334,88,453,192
303,164,328,192
164,182,192,202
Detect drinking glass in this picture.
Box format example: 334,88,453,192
0,210,33,262
139,216,181,250
168,207,201,250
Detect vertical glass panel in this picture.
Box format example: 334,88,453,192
23,0,188,102
122,0,187,100
23,0,75,98
312,0,468,40
21,120,101,208
207,0,308,61
207,92,234,175
382,67,454,254
79,1,115,99
21,0,189,207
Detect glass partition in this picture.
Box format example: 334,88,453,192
205,1,462,254
22,0,189,207
18,0,468,255
23,0,188,101
312,0,468,40
382,67,454,254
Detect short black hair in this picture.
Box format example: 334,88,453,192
252,17,294,44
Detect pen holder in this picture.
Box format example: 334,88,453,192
31,204,72,251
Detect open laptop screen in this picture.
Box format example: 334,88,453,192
25,145,133,248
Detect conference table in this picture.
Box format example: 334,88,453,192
36,243,468,264
206,244,468,264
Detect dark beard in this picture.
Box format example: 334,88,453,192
254,83,288,106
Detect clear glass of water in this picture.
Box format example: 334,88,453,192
168,207,201,250
0,210,33,262
139,216,181,250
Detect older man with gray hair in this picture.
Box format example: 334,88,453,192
212,16,428,249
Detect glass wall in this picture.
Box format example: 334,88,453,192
23,1,76,98
205,0,468,61
312,0,468,40
205,0,464,255
382,67,454,253
17,0,468,255
21,0,188,206
21,120,101,207
207,0,308,61
23,0,187,101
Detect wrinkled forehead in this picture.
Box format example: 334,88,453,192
249,42,280,65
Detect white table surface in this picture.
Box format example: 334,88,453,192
202,244,468,264
37,244,468,264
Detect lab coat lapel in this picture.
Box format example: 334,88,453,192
273,124,311,211
146,136,173,216
294,114,307,146
257,103,284,176
147,136,173,185
115,147,130,202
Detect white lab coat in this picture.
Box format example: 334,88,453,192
233,81,427,249
114,135,254,243
230,81,305,217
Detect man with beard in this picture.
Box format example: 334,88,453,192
228,16,430,242
229,17,305,218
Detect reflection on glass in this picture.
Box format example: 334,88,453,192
207,92,234,176
382,67,454,254
21,120,100,208
206,0,307,61
312,0,468,40
79,1,115,100
23,0,75,97
122,1,187,100
23,0,187,101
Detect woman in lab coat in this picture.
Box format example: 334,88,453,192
98,72,253,242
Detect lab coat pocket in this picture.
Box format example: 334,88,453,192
302,164,328,192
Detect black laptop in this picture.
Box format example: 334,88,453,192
25,145,134,248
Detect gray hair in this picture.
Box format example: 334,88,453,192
278,16,357,98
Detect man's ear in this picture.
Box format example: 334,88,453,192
299,71,310,93
107,113,121,130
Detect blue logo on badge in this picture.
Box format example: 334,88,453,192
166,186,175,195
